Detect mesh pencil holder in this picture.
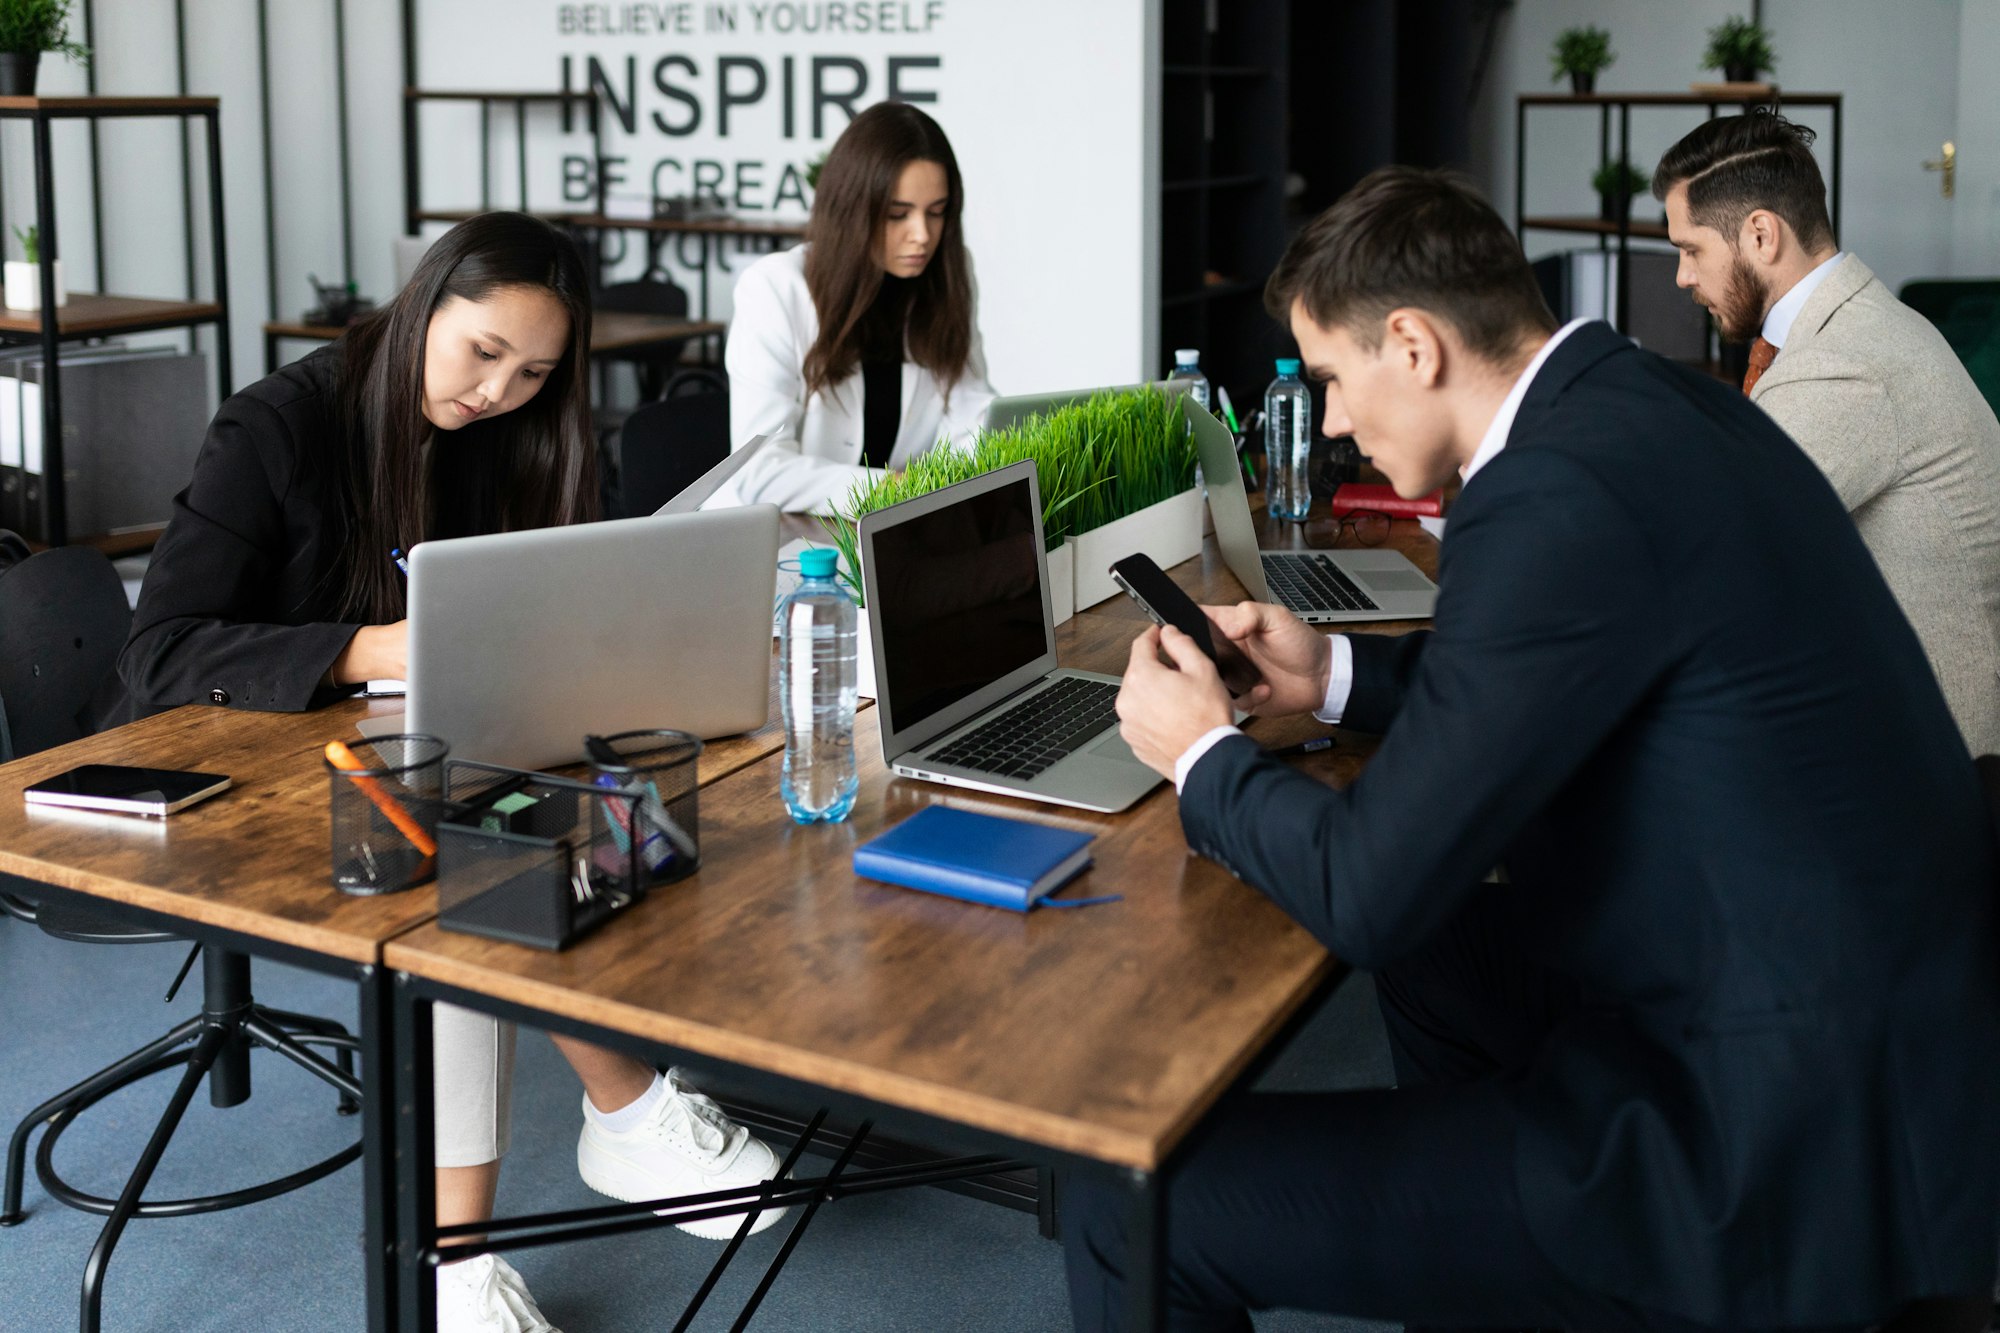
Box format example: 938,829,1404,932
583,729,703,890
325,734,448,896
435,760,655,951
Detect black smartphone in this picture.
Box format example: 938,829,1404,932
1108,554,1262,696
24,764,231,818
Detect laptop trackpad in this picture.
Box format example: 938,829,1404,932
1358,568,1434,594
1084,728,1138,761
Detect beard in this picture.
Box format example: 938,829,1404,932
1705,252,1772,343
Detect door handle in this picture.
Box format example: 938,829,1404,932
1923,141,1956,199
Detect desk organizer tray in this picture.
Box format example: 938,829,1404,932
435,758,697,951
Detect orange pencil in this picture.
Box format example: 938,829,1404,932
324,740,438,858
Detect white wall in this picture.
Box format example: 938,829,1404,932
2,0,1156,413
413,0,1156,395
1470,0,1975,294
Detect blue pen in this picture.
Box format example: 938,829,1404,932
390,548,410,577
1269,737,1336,758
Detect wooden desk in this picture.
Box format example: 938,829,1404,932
261,313,727,377
0,679,788,1331
382,517,1437,1330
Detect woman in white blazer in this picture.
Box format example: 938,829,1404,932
720,102,996,513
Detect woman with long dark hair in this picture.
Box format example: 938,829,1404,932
721,101,997,512
121,213,783,1333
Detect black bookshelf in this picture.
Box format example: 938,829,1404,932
1156,0,1288,413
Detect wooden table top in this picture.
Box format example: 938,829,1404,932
385,516,1438,1169
0,677,790,964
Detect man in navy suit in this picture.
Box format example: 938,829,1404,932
1067,167,2000,1330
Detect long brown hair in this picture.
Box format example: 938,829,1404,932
802,103,972,401
328,211,596,623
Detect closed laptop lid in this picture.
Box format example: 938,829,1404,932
858,460,1056,761
406,505,779,769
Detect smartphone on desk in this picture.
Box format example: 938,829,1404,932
25,765,231,818
1108,554,1263,696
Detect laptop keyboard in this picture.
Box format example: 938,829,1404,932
1262,553,1381,614
925,677,1121,781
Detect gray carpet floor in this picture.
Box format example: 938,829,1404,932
0,918,1398,1332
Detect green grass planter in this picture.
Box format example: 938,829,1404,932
822,385,1201,626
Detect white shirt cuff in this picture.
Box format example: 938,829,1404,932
1173,725,1243,793
1314,635,1355,724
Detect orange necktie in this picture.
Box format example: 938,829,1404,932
1742,337,1778,396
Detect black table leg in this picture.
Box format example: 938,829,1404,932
1121,1166,1165,1332
392,972,438,1333
357,965,398,1333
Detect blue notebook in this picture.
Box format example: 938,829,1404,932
852,807,1114,911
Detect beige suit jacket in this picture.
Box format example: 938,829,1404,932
1753,254,2000,754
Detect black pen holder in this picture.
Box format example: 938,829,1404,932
584,729,703,891
326,734,448,896
435,760,658,951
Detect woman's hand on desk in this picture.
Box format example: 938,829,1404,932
329,620,409,686
1205,601,1331,718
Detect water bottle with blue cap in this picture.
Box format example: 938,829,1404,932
777,547,858,824
1265,358,1313,522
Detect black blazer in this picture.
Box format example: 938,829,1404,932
119,348,364,713
1180,323,2000,1324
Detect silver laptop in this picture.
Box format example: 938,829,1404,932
982,381,1164,431
656,434,771,514
859,460,1163,814
1190,407,1437,624
405,506,780,769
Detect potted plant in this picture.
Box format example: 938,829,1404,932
0,0,90,97
4,223,62,310
1704,15,1777,84
1592,160,1650,226
1551,25,1614,95
821,387,1197,690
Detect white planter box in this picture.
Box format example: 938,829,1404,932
1069,486,1205,610
4,259,64,310
855,606,877,701
1045,540,1075,626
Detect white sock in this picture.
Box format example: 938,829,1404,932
585,1072,666,1135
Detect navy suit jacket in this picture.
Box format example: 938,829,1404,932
1180,322,2000,1324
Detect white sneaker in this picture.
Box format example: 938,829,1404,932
436,1253,561,1333
575,1067,791,1240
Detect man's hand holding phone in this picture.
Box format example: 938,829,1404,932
1204,600,1333,718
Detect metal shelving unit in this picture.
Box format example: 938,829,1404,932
0,96,231,547
1515,90,1843,336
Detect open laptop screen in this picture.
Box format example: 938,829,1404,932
871,472,1047,733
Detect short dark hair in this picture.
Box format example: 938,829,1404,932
1265,167,1556,363
1651,111,1834,251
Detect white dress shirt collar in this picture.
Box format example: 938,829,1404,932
1458,318,1591,485
1760,252,1845,349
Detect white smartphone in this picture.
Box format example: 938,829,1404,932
25,764,231,817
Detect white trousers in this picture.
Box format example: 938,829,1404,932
431,1002,517,1168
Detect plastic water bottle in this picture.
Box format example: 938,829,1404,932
778,548,858,824
1167,348,1211,413
1264,358,1312,522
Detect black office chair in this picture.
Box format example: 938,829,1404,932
0,542,363,1333
618,374,731,517
595,272,697,402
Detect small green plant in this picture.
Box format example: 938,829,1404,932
1550,26,1614,84
820,388,1195,605
0,0,90,62
804,150,829,192
12,224,37,263
1704,16,1776,79
1591,161,1650,199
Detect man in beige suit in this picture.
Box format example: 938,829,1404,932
1655,112,2000,755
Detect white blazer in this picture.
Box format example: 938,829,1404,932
715,244,997,513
